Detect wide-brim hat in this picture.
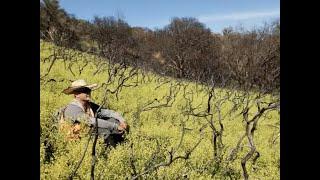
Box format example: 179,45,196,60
62,79,98,94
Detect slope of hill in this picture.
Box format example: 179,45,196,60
40,41,280,179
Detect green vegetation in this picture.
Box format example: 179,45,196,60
40,41,280,179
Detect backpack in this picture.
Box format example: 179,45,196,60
55,106,82,140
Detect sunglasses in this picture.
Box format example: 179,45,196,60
74,87,92,94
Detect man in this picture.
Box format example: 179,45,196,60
60,79,128,145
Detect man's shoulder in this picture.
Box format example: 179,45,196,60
64,103,83,114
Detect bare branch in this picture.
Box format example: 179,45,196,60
131,124,205,180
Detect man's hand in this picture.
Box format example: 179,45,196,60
117,121,127,131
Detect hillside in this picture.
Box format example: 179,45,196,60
40,41,280,180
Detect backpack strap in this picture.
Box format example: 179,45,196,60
56,106,67,124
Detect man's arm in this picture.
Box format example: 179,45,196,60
64,104,118,131
97,109,126,123
89,102,127,130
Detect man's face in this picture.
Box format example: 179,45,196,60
74,88,92,102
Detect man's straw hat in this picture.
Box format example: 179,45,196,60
62,79,98,94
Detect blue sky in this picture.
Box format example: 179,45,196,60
59,0,280,33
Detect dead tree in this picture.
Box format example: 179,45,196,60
225,91,279,180
240,100,279,180
132,80,181,128
182,76,234,162
130,120,206,180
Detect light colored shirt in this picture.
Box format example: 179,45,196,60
63,99,122,132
